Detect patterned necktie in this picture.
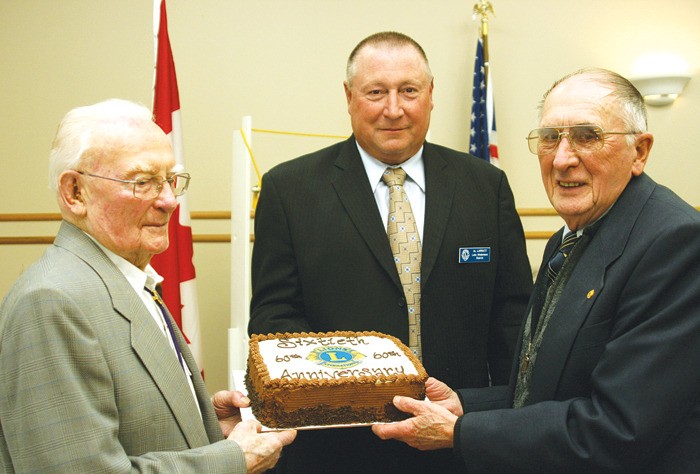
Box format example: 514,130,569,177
145,287,186,373
546,231,579,284
515,230,580,408
382,167,422,360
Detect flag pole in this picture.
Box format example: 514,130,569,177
472,1,495,88
469,0,500,166
152,0,162,101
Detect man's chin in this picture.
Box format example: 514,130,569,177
376,145,416,165
147,237,170,255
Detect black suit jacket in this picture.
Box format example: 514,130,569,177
249,137,532,473
456,174,700,473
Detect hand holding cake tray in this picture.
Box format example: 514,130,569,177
243,331,428,430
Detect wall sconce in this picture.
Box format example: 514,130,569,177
631,75,691,106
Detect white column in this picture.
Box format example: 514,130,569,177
229,116,253,386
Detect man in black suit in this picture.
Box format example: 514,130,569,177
249,31,532,473
373,68,700,473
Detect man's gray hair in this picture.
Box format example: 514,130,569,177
540,67,648,137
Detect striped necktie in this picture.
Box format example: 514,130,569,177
546,231,579,284
145,287,187,373
382,167,422,360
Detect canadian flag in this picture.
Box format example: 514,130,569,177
150,0,203,373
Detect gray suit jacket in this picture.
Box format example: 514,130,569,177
0,221,245,472
456,174,700,473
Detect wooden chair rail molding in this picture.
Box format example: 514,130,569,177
3,207,696,244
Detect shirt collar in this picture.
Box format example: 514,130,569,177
356,141,426,192
563,206,613,240
84,232,164,294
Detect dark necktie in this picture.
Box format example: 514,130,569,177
381,167,422,360
531,230,580,331
546,231,579,284
145,287,186,373
515,230,581,407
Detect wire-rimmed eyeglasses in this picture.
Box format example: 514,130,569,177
526,125,638,155
77,171,191,199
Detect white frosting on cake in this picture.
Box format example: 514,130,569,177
258,334,419,381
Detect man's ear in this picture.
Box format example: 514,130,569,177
58,171,87,216
344,81,353,110
631,132,653,176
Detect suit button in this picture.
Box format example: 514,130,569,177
397,297,406,307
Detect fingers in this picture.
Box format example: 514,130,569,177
425,377,453,400
228,422,297,474
372,419,407,440
424,377,463,416
229,419,261,438
392,395,428,416
212,390,250,410
370,396,428,441
372,396,458,451
274,428,297,446
229,390,251,408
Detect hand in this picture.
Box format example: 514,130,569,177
228,420,297,474
372,394,458,451
211,390,249,437
425,377,463,416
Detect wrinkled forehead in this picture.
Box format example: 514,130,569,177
541,76,621,127
84,119,173,169
353,44,430,79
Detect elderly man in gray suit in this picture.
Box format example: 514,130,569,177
0,99,295,472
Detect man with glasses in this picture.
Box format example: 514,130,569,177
0,99,295,472
373,68,700,471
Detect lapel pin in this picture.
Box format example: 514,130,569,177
587,289,595,299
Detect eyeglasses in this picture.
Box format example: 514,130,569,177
77,171,191,199
526,125,638,155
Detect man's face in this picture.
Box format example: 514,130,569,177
538,76,650,230
344,44,433,165
78,126,178,269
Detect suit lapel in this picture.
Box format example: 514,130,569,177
420,144,455,287
330,140,458,294
54,222,210,448
125,299,210,447
331,138,402,290
528,175,656,402
179,333,223,443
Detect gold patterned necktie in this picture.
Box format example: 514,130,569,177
381,167,422,360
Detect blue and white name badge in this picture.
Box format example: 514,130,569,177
458,247,491,263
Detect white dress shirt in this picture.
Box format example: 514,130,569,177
356,142,426,240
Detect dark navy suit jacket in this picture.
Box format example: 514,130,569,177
457,173,700,473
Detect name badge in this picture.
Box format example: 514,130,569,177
458,247,491,263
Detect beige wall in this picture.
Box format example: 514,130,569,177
1,0,698,393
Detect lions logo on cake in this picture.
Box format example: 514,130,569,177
307,346,365,369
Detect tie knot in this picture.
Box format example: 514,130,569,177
382,167,407,187
559,231,579,256
546,231,579,284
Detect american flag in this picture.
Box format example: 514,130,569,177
150,0,203,373
469,37,499,166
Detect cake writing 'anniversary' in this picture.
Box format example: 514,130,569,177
246,331,428,429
